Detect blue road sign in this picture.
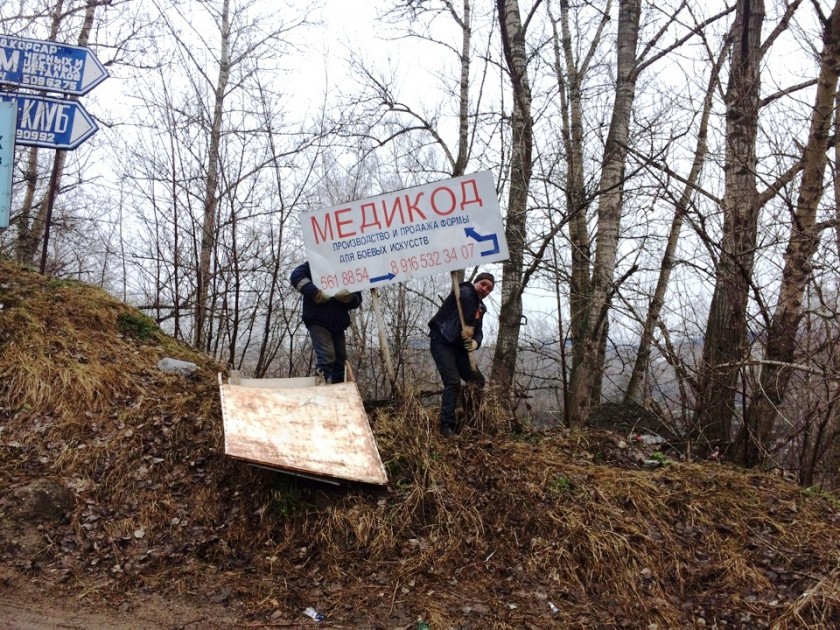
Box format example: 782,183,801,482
0,94,98,150
0,34,108,96
0,99,15,228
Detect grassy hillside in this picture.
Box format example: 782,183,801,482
0,259,838,628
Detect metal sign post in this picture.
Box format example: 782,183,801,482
0,99,15,229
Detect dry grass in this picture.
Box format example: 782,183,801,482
1,258,840,628
771,560,840,629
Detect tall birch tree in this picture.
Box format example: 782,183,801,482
563,1,733,427
550,0,611,407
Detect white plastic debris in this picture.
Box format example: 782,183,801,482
633,433,666,446
303,606,325,622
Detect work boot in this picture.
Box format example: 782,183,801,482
439,424,456,438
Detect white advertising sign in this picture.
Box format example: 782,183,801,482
301,170,508,292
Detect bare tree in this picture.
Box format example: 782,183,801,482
13,0,89,267
122,0,316,360
624,39,729,402
490,0,538,398
692,0,805,454
550,0,611,410
733,0,840,467
561,1,736,428
195,0,228,347
564,0,642,426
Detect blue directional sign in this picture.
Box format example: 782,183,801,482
0,94,98,150
0,34,108,96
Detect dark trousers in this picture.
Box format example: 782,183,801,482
309,325,347,384
430,334,475,430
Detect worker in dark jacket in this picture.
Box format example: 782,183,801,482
290,261,362,383
428,271,495,437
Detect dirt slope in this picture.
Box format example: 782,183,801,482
0,259,839,629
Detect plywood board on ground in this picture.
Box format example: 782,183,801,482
219,378,388,485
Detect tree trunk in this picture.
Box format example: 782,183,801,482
692,0,764,455
566,0,641,427
15,147,42,265
14,0,65,265
624,43,726,402
453,0,472,178
490,0,534,399
551,0,612,411
734,0,840,467
194,0,230,350
19,0,101,271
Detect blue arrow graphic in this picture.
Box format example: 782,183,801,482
370,272,396,284
464,227,500,256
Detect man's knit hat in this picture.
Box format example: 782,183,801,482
474,272,495,286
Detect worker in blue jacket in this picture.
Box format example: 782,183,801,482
290,261,362,383
428,271,495,437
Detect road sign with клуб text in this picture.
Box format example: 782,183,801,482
0,94,98,150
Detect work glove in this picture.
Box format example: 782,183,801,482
461,325,475,340
313,289,330,304
334,289,354,303
463,338,478,352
